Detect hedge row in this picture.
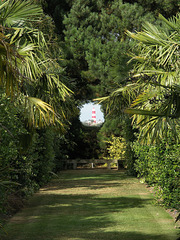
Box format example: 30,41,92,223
133,138,180,210
0,96,65,215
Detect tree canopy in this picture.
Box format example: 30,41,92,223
42,0,179,101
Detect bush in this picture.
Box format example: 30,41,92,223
106,136,126,160
0,94,58,214
32,128,55,186
133,139,180,209
0,94,27,213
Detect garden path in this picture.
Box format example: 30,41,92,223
2,169,179,240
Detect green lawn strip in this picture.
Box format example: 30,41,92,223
1,170,179,240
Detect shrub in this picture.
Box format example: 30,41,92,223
0,94,57,214
133,140,180,209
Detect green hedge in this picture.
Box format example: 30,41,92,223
0,95,60,214
133,139,180,209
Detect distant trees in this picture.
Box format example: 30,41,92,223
62,0,155,99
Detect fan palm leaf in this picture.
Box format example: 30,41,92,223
97,13,180,143
0,0,74,128
24,97,57,128
0,0,42,27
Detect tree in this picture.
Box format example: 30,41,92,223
63,0,156,99
39,0,72,37
0,0,74,128
98,13,180,143
123,0,179,18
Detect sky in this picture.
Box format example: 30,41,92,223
80,102,104,122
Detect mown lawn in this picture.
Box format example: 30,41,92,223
1,169,179,240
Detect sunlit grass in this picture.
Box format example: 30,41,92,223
2,170,179,240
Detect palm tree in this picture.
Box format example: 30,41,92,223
0,0,74,128
96,13,180,143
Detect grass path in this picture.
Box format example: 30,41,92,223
2,169,179,240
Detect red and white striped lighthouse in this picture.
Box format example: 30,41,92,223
92,107,96,123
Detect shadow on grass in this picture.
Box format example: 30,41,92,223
26,194,153,212
40,181,124,192
40,171,135,192
2,170,178,240
55,231,177,240
2,194,173,240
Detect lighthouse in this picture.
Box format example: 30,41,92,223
92,107,96,124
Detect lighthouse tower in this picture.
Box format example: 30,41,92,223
92,107,96,124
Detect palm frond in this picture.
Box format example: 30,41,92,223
136,116,178,144
24,97,58,128
0,0,74,128
100,14,180,143
158,13,180,31
1,0,43,27
125,108,165,117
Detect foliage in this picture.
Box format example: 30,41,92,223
133,135,180,209
42,1,180,177
97,115,125,156
0,96,56,210
99,14,180,144
42,0,180,147
62,0,155,100
62,117,101,160
125,13,180,143
0,0,77,215
81,125,101,159
53,133,70,171
97,114,136,174
0,0,74,128
39,0,72,37
0,0,77,219
0,93,26,212
42,0,179,102
123,0,179,18
0,91,72,212
106,136,126,160
94,13,180,209
61,0,154,169
1,0,179,226
31,128,55,186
